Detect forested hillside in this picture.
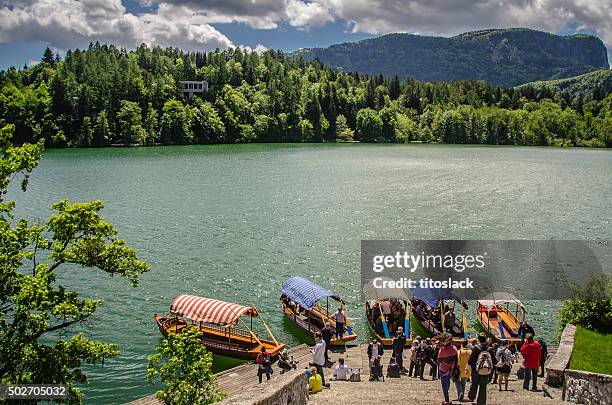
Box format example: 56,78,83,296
517,70,612,100
0,43,611,148
298,28,609,87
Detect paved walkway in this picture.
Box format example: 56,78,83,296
128,345,313,405
130,344,565,405
311,345,565,405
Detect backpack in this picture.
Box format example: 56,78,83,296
476,349,493,376
416,344,428,362
349,368,361,382
387,362,401,378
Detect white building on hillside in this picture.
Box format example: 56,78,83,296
179,80,208,100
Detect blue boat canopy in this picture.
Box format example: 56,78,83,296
281,276,340,309
411,286,459,308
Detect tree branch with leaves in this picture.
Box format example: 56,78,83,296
0,124,150,403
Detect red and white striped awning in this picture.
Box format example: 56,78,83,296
170,294,258,326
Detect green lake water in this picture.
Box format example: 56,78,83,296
9,144,612,403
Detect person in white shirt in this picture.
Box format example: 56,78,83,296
334,357,349,381
380,300,392,318
332,307,347,338
312,332,328,386
367,339,384,366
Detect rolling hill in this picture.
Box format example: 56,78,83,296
516,69,612,98
297,28,610,87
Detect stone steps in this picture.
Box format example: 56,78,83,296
310,345,566,405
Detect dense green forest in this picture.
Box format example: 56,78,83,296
516,70,612,100
298,28,610,87
0,43,611,148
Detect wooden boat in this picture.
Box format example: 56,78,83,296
281,276,357,345
363,279,412,347
410,287,469,345
476,292,526,345
155,294,285,360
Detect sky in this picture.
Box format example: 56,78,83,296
0,0,611,70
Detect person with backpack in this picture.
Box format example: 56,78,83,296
467,333,491,405
437,333,458,405
520,333,541,391
256,347,273,383
488,341,499,383
496,341,513,391
418,337,437,381
455,338,472,402
409,336,421,377
391,326,407,372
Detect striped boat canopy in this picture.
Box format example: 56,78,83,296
170,294,258,326
281,276,340,309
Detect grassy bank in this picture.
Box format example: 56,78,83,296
569,326,612,375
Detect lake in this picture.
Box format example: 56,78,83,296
10,144,612,403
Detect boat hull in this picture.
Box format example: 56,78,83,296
155,315,285,360
475,309,523,346
411,299,467,345
282,304,357,345
364,303,412,347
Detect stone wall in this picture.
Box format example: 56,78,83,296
563,369,612,405
217,370,308,405
546,323,576,387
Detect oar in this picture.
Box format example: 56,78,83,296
248,299,279,345
404,301,411,342
378,301,390,339
439,299,445,332
461,301,469,339
237,314,264,347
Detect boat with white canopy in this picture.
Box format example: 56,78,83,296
476,292,527,345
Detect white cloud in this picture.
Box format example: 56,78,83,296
0,0,610,57
239,44,269,54
0,0,234,51
319,0,612,51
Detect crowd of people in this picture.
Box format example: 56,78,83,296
367,299,408,337
255,318,548,405
413,300,463,335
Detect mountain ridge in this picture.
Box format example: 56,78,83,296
296,28,609,87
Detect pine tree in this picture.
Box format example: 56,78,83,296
389,76,401,100
42,47,55,67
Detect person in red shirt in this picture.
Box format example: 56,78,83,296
520,333,541,391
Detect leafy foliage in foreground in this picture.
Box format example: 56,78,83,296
0,124,150,403
0,42,611,148
147,327,224,405
558,274,612,337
